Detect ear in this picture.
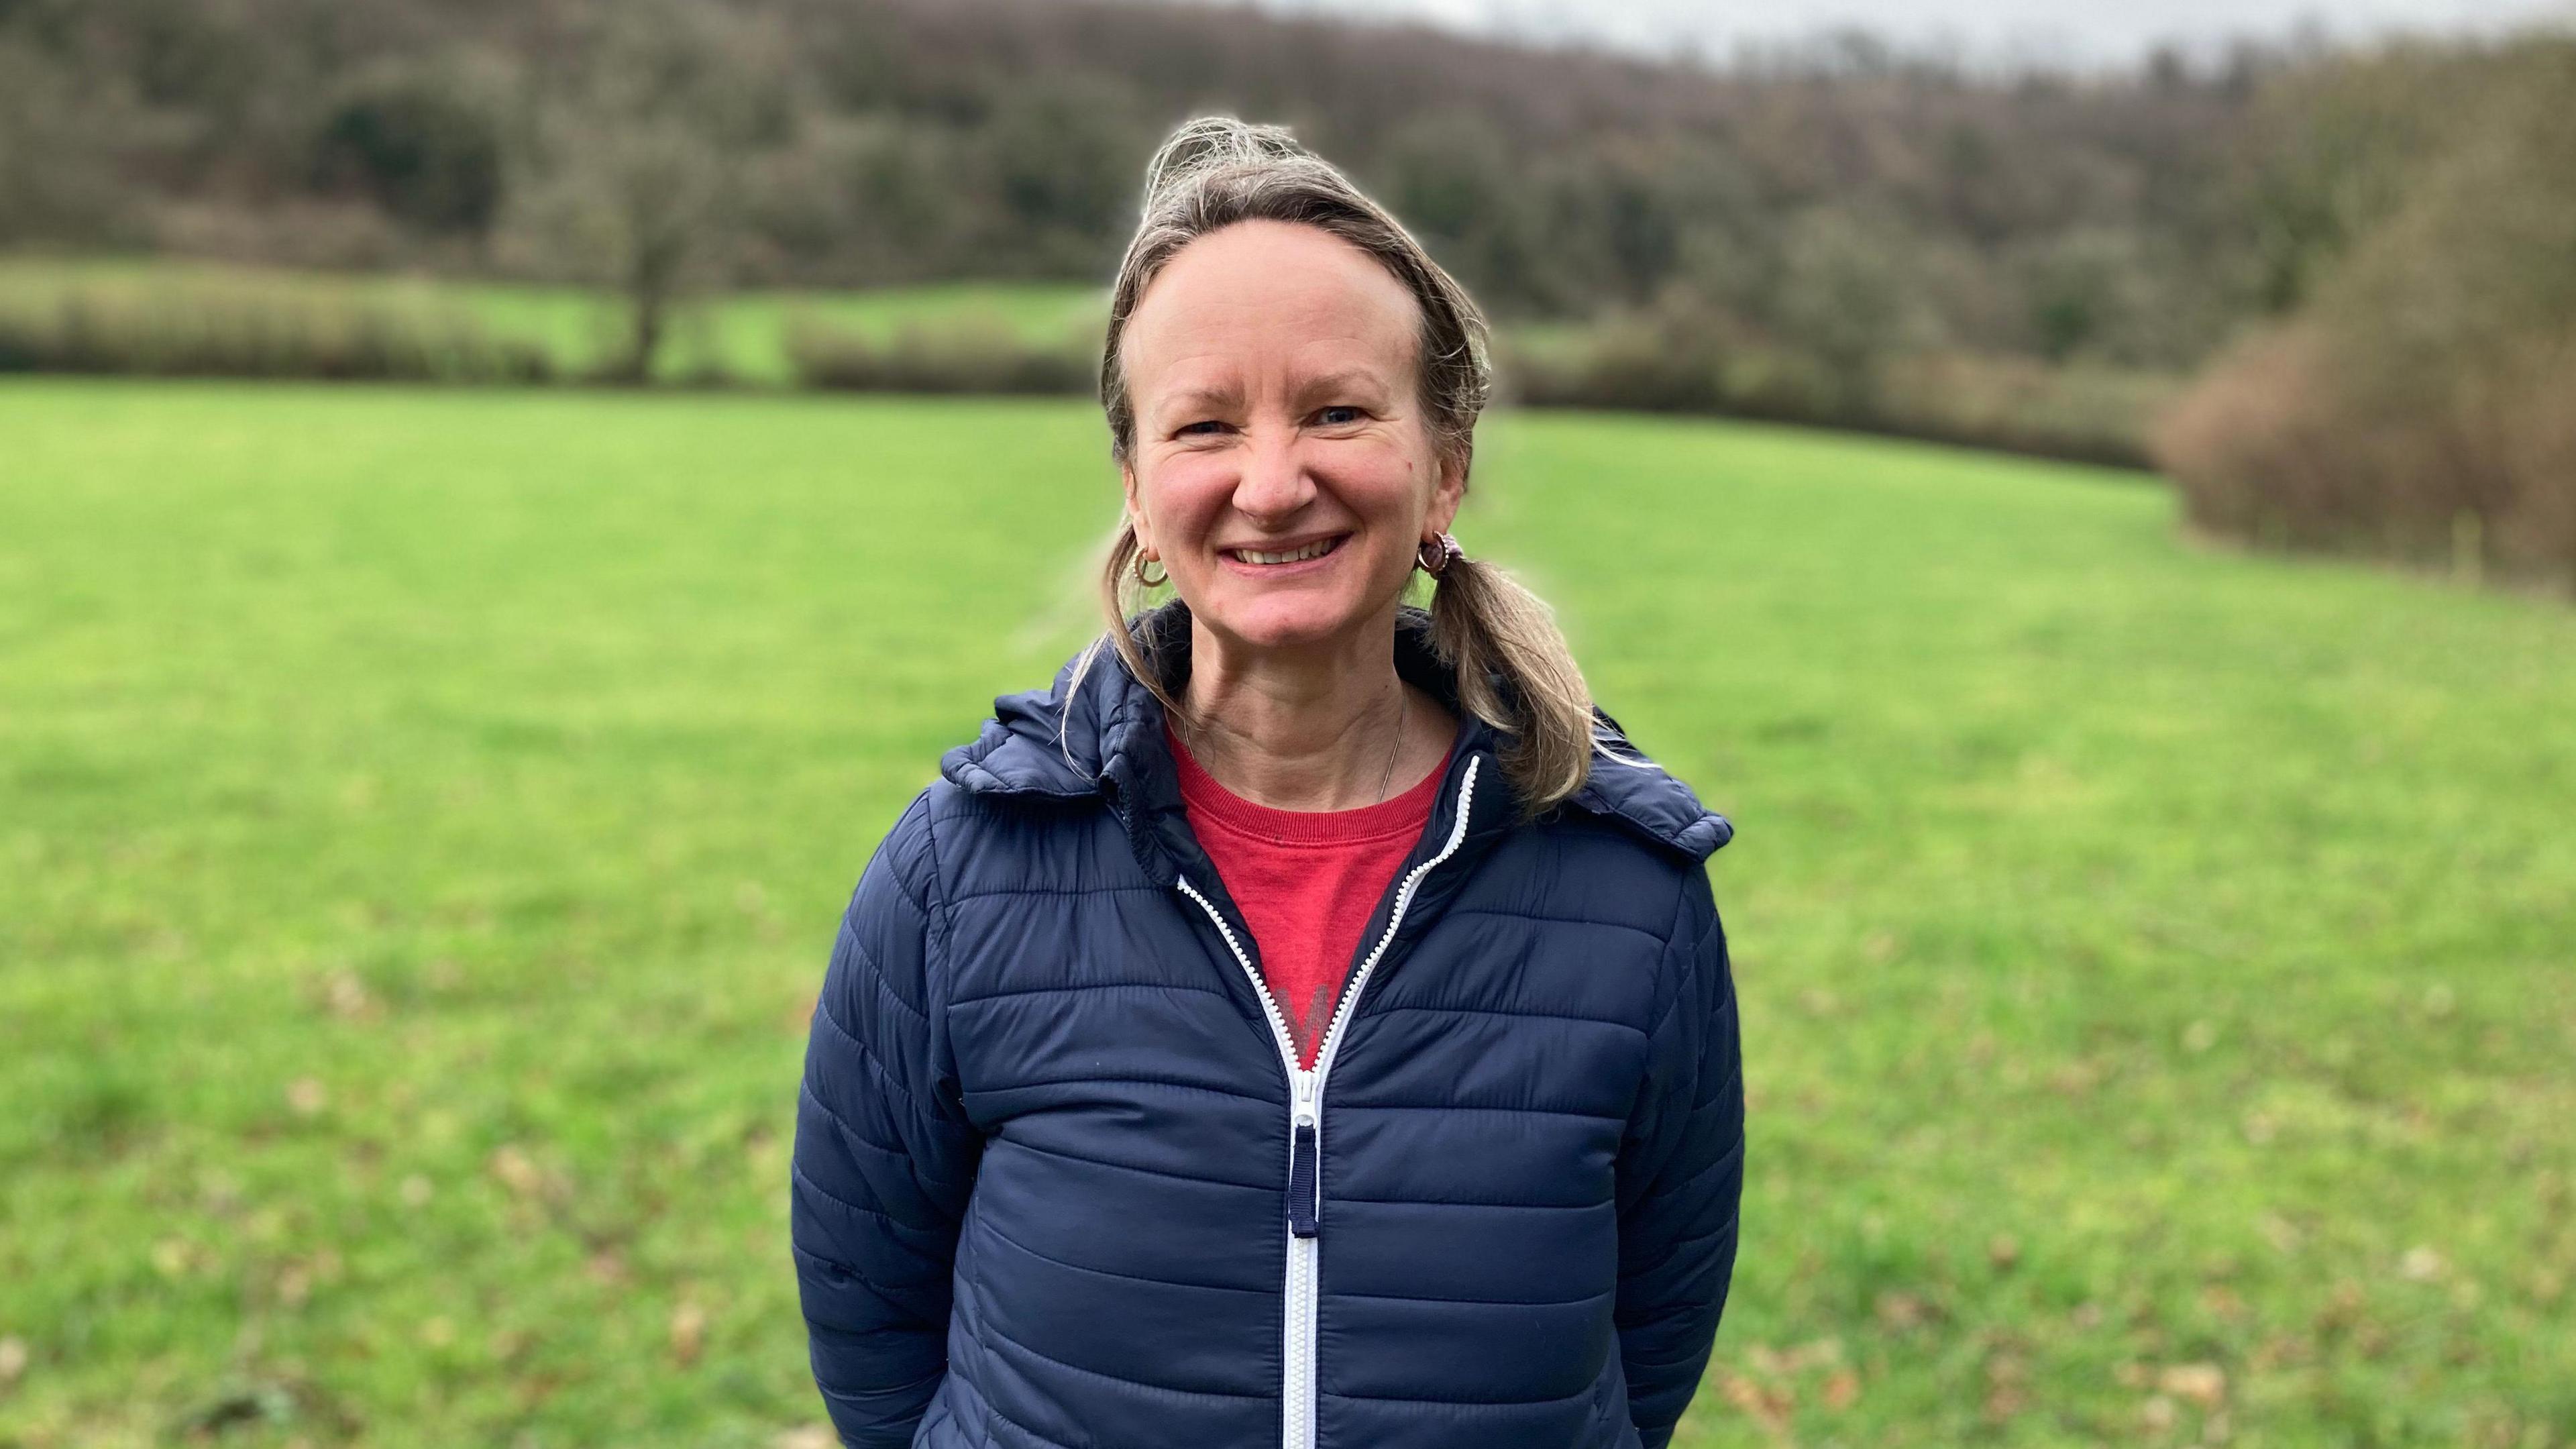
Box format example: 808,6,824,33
1121,460,1153,555
1425,446,1469,535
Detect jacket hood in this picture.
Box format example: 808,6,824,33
939,598,1732,865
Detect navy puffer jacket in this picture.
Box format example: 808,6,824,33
792,599,1742,1449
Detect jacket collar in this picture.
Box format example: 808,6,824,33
938,598,1731,869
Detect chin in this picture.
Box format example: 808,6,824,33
1199,590,1369,651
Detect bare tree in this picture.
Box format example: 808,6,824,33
505,1,769,381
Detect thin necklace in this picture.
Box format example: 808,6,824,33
1375,678,1407,803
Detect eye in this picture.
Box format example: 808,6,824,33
1176,419,1229,437
1316,405,1366,426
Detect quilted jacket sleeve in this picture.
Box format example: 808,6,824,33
1613,861,1746,1449
791,792,984,1448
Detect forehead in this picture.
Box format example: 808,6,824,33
1122,219,1421,394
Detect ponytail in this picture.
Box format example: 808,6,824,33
1424,548,1653,825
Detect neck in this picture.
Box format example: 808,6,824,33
1169,602,1454,811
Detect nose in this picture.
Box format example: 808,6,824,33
1230,425,1314,527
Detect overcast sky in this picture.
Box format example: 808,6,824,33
1210,0,2575,68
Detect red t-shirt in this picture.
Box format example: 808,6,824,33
1167,717,1454,1070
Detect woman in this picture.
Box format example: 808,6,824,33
791,117,1741,1449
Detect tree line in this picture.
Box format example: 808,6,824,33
4,0,2569,586
1,0,2365,376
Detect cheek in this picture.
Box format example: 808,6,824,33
1140,454,1236,541
1326,437,1432,514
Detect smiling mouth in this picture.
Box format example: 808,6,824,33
1224,535,1347,566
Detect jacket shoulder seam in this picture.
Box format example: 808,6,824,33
1640,869,1719,1043
915,788,956,1025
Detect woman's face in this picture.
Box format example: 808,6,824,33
1119,219,1464,656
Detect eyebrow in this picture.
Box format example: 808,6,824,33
1296,368,1391,404
1159,382,1246,417
1157,369,1390,419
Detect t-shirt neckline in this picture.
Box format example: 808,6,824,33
1165,716,1454,847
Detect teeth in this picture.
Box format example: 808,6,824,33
1236,537,1338,566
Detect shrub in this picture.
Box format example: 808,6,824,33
785,314,1091,395
1493,315,2161,466
0,277,552,382
2153,38,2576,592
1875,352,2171,468
2157,322,2575,586
1493,314,1729,414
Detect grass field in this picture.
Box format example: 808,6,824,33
3,379,2571,1448
0,258,1107,384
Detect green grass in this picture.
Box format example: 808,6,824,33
0,256,1107,383
2,380,2569,1448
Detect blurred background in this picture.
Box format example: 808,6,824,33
2,1,2571,1446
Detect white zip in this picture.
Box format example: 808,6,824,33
1175,753,1483,1449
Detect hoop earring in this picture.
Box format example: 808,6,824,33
1415,533,1463,578
1133,551,1168,588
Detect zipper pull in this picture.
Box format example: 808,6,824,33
1287,1114,1320,1238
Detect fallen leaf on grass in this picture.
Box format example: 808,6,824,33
2314,1280,2367,1332
1789,1338,1842,1371
0,1335,26,1383
2157,1362,2226,1407
325,972,375,1021
1717,1371,1792,1433
2250,1334,2308,1371
198,1169,244,1215
670,1302,708,1367
2254,1212,2298,1250
1742,1338,1843,1375
1984,1350,2028,1421
489,1145,547,1199
1874,1291,1932,1330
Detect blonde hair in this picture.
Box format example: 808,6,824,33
1069,115,1644,823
